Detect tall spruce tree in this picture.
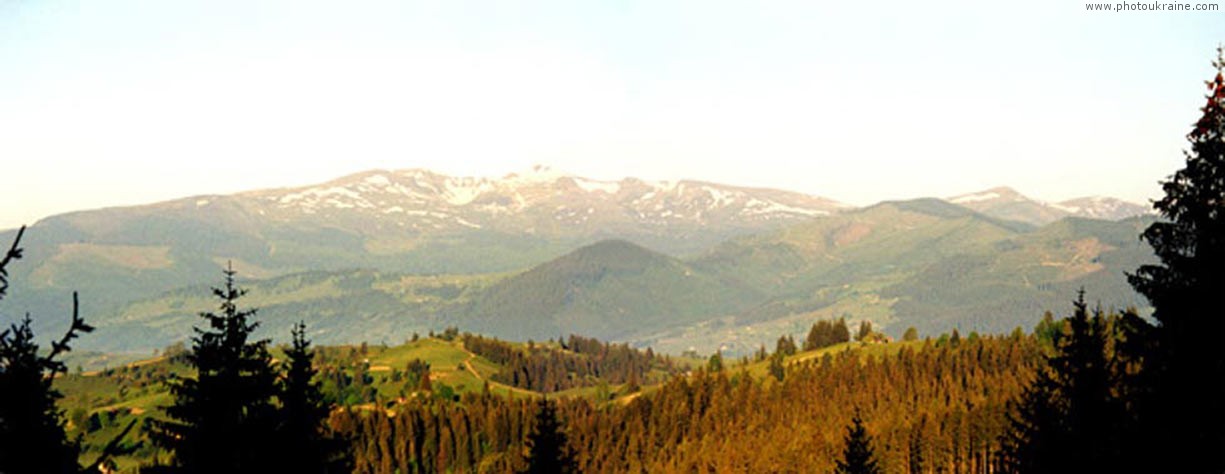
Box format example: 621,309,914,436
150,264,279,473
999,292,1131,473
835,317,851,344
522,398,574,474
276,321,346,473
835,413,881,474
856,321,873,342
1127,46,1225,473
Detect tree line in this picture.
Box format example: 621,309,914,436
460,333,677,393
338,333,1042,473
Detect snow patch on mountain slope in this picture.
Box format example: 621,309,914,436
279,186,366,205
950,192,1001,204
704,186,737,207
1049,203,1080,214
442,178,491,205
742,199,830,217
573,177,621,194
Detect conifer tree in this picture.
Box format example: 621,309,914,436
835,413,881,474
150,264,279,473
276,321,346,473
999,292,1128,473
768,351,786,382
707,350,724,372
775,335,798,356
835,317,851,344
907,416,927,474
0,310,87,474
1127,46,1225,473
522,398,574,474
856,321,873,342
0,227,133,474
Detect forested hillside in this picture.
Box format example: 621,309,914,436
50,328,1041,473
339,334,1040,473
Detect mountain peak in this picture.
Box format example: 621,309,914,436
557,239,671,270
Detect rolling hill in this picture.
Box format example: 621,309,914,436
460,239,763,341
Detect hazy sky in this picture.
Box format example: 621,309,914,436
1,1,1221,229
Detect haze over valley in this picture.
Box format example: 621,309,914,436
1,166,1154,356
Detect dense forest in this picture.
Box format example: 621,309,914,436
340,334,1041,473
0,49,1222,473
461,333,677,393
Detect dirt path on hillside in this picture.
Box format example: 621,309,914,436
456,347,537,397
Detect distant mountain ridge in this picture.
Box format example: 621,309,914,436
236,165,848,237
946,186,1151,226
0,167,1156,354
85,202,1154,356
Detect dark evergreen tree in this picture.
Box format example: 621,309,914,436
707,350,724,372
0,314,86,474
775,334,798,356
276,322,347,473
150,265,280,473
1127,46,1225,473
834,317,851,344
522,398,574,474
907,416,927,474
999,292,1129,473
768,351,786,381
835,413,881,474
856,321,873,342
0,227,138,474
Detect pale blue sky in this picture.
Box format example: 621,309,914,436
1,0,1221,229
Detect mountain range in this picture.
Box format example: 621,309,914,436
947,186,1150,225
1,166,1155,355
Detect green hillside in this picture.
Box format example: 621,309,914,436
54,329,921,472
86,270,500,352
642,202,1154,354
53,332,678,471
461,239,763,341
55,200,1156,357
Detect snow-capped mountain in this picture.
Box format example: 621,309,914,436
946,187,1151,226
4,166,848,338
1052,196,1152,221
237,165,847,237
4,168,1158,353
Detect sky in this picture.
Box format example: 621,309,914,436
0,0,1221,229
